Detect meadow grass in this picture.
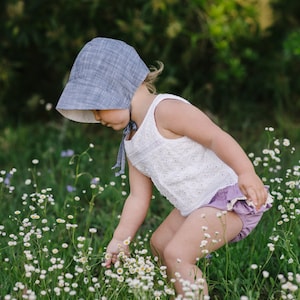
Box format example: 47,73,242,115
0,121,299,300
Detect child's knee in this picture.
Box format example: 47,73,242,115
163,243,181,267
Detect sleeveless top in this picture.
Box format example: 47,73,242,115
124,94,238,216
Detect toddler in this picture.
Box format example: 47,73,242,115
56,37,272,299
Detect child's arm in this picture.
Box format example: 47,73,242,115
156,99,268,210
104,160,152,268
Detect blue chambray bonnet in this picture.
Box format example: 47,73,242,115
56,37,149,176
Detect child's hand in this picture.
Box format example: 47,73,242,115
103,237,131,268
238,172,268,210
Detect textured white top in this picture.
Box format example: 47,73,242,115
125,94,238,216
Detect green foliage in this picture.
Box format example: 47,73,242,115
0,0,299,134
0,123,299,299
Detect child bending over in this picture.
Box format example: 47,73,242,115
56,37,272,299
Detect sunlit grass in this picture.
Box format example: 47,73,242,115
0,123,299,299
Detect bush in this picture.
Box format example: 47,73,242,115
0,0,299,132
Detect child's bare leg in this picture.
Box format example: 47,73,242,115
160,207,243,298
150,208,185,262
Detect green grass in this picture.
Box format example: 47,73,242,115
0,120,299,299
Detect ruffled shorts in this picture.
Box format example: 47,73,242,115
204,183,273,242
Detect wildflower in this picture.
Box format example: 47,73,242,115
65,273,73,279
8,241,17,246
66,185,76,192
283,139,290,147
91,177,100,185
61,149,75,157
216,211,224,218
77,236,86,242
56,218,66,224
30,214,40,220
75,266,84,273
25,179,31,185
89,228,97,233
40,274,46,280
32,159,39,165
79,256,88,263
263,271,270,278
105,253,112,260
204,233,211,239
274,139,280,146
160,266,167,271
4,173,12,186
281,281,298,292
265,127,274,131
66,223,78,229
123,237,131,245
205,254,213,260
200,240,208,248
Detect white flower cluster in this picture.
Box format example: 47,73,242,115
278,272,300,299
102,237,175,299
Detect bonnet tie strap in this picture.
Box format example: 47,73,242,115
112,120,137,176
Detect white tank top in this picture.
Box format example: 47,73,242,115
125,94,238,216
